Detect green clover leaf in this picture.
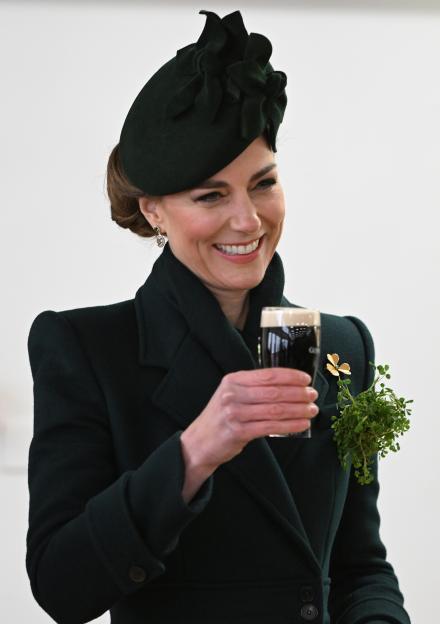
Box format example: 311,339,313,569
329,362,412,485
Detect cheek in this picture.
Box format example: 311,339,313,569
166,208,217,242
261,194,285,227
275,190,286,220
185,213,224,242
276,202,285,224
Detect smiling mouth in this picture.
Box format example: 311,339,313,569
213,236,263,256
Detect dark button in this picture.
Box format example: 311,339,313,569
129,565,146,583
299,585,315,602
300,603,319,620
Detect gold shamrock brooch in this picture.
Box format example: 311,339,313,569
326,353,351,377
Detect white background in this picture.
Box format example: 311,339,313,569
1,1,439,622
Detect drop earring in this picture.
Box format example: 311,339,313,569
153,226,166,248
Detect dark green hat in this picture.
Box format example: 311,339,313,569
119,9,287,196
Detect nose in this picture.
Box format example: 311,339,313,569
229,193,262,233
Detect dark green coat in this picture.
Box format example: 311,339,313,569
26,244,410,624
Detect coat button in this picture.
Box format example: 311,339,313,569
299,585,314,602
129,565,146,583
300,603,319,620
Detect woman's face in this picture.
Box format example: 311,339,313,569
138,135,285,296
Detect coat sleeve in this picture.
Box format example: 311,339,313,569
26,310,213,624
327,315,411,624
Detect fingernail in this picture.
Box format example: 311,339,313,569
302,372,312,384
309,404,319,416
307,387,318,400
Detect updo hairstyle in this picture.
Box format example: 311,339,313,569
106,144,155,239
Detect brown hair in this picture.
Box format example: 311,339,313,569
106,144,155,238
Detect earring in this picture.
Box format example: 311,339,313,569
153,225,166,248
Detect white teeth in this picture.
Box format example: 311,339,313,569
215,238,260,255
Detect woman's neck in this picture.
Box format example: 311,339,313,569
208,286,250,330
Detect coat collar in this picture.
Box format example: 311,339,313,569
134,243,329,573
134,241,285,372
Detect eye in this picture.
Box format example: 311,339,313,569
256,177,277,189
195,191,223,203
194,178,277,203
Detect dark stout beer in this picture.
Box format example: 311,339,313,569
259,308,321,438
259,324,321,380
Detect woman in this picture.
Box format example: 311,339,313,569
26,9,411,624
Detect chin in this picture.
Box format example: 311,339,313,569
228,271,266,291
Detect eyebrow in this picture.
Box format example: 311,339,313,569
194,163,277,189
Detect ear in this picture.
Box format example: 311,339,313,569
138,196,165,231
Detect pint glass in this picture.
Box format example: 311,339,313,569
258,307,321,438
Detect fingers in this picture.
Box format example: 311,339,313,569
227,368,312,387
216,368,319,444
230,383,318,405
250,418,312,437
236,401,319,423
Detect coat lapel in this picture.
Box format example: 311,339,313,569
134,244,329,573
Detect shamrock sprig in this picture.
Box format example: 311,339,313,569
326,355,412,485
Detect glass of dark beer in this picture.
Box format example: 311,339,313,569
258,307,321,438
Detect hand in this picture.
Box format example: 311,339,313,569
180,367,319,473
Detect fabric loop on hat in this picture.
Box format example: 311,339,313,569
194,48,223,75
197,73,224,122
165,12,287,143
244,31,273,66
197,10,229,53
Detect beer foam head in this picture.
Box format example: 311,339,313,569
260,307,320,327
